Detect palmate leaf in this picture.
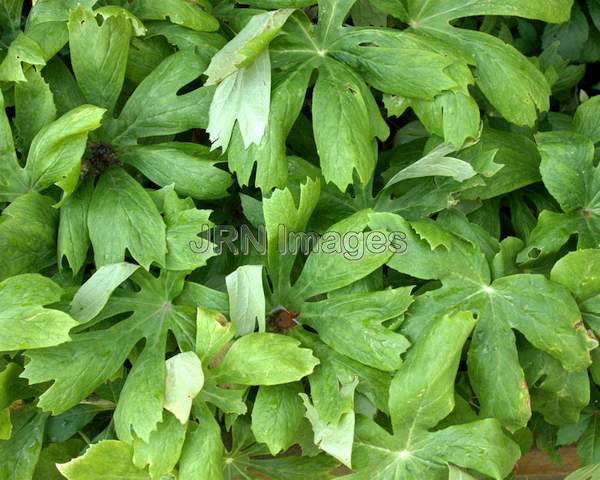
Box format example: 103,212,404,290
4,0,599,474
347,311,520,480
229,0,476,191
23,274,318,445
55,36,230,272
300,287,413,371
295,129,519,226
39,308,318,479
218,414,338,480
520,342,589,426
398,0,572,127
23,269,193,442
289,328,393,467
105,49,214,145
229,0,566,191
370,212,593,431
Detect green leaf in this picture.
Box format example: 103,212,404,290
404,0,561,127
227,65,313,191
0,408,47,480
128,0,219,32
14,67,56,155
88,167,167,269
68,5,132,112
121,143,232,200
57,177,93,273
164,351,204,423
195,307,235,363
520,131,600,259
453,30,550,127
405,0,573,24
25,104,105,202
292,328,390,415
351,404,519,479
312,60,384,190
24,0,97,60
384,143,477,189
0,192,58,280
205,9,294,84
551,249,600,345
333,29,463,99
301,376,358,467
212,332,319,385
0,409,10,440
578,416,600,465
537,131,597,214
207,49,271,150
42,57,87,116
0,274,77,350
390,311,476,434
247,453,339,480
132,412,187,479
0,363,25,410
226,265,266,336
0,0,23,33
178,401,224,480
22,271,191,442
263,177,320,296
574,95,600,143
69,262,140,324
520,342,589,425
552,249,600,302
179,282,230,313
45,404,106,444
448,465,476,480
107,50,214,145
0,91,29,202
566,464,600,480
251,383,305,455
57,440,149,480
300,287,413,371
372,213,592,430
290,211,394,302
425,419,522,479
346,313,519,478
152,185,216,271
33,440,86,480
461,129,540,201
0,32,45,82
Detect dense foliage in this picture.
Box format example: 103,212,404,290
1,0,600,478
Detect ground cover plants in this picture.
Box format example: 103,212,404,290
1,0,600,478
